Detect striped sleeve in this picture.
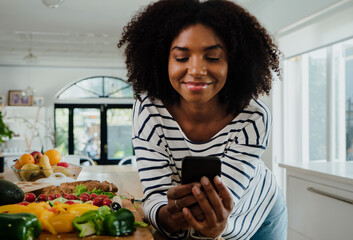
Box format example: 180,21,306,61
132,99,188,239
223,108,269,203
222,102,276,239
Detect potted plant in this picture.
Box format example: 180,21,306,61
0,111,13,157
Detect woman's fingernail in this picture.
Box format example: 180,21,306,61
202,177,210,186
193,186,201,195
215,175,222,184
183,208,189,216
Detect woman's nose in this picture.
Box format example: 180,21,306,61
188,57,207,78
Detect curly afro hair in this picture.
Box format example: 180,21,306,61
118,0,280,114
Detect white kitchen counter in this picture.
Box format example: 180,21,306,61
279,161,353,240
279,161,353,185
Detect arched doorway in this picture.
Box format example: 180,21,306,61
54,76,134,164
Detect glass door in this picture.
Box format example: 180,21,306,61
55,103,133,164
73,108,101,159
107,108,133,160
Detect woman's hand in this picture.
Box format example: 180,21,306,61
182,176,233,238
157,182,203,232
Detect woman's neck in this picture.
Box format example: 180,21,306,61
179,99,224,123
166,98,234,142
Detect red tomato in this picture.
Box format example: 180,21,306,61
24,193,36,202
99,194,109,199
37,194,48,202
67,194,77,200
102,198,112,207
92,197,102,206
89,193,98,199
79,195,90,202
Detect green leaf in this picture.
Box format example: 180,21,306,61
75,184,88,197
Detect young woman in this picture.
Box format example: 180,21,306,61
118,0,287,239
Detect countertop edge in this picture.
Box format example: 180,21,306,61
278,162,353,186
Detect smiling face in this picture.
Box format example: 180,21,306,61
168,24,228,106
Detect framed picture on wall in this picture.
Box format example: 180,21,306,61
0,94,5,109
33,96,44,106
8,90,32,106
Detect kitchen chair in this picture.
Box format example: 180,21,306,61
118,155,137,169
62,155,95,166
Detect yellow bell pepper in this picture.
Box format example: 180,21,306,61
0,204,28,213
25,202,57,234
67,204,99,217
50,213,75,233
0,202,99,235
52,202,70,214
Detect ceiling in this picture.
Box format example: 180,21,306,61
0,0,258,67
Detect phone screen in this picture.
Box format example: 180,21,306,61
181,156,221,185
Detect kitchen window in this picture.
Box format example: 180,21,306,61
283,38,353,162
54,76,134,164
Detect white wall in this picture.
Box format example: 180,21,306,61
247,0,345,34
0,65,127,107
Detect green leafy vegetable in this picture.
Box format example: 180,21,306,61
75,184,115,199
90,188,115,199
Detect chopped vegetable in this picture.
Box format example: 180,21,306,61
134,220,149,228
49,213,75,233
72,210,98,237
0,213,41,240
103,208,136,236
75,184,115,199
48,196,82,206
94,205,112,235
72,205,111,237
110,202,122,211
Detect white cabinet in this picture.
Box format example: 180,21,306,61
280,162,353,240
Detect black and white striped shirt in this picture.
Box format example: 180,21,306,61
132,96,278,239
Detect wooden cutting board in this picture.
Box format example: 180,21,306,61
15,181,53,193
38,199,154,240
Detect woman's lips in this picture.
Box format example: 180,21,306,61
184,82,210,91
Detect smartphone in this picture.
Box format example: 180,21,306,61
181,156,221,186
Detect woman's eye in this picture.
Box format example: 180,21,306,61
176,58,188,62
206,57,219,62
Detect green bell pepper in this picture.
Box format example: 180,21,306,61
73,210,98,237
0,213,41,240
94,205,112,235
72,205,112,238
103,208,136,236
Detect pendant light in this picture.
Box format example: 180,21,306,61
23,50,39,64
23,34,39,64
42,0,65,8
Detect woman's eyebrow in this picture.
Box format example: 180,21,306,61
171,46,189,51
204,44,224,51
171,44,224,51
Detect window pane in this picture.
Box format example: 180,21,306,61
55,108,69,155
74,108,100,159
76,78,103,97
59,85,99,98
346,42,353,161
308,49,327,161
107,108,133,159
104,77,133,98
57,77,133,99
